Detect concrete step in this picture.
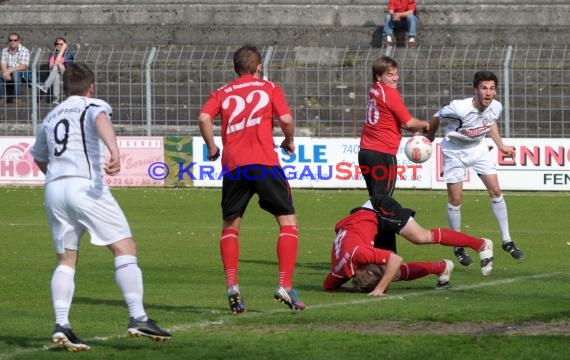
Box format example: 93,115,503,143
1,1,568,47
2,3,568,27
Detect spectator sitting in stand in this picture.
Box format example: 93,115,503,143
37,37,74,105
0,32,30,105
382,0,418,48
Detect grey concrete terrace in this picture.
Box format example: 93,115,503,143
0,1,569,47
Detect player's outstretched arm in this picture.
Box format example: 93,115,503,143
402,117,429,134
368,253,402,297
426,116,440,142
95,112,121,176
489,122,515,158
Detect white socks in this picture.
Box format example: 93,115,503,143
51,265,76,327
491,195,511,243
115,255,147,321
51,256,148,326
447,203,462,251
447,203,461,231
447,196,511,245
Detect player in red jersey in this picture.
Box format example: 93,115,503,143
358,55,429,253
199,45,305,314
322,194,495,296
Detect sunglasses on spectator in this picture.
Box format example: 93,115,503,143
55,42,64,45
8,38,19,42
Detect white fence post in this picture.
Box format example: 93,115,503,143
503,45,513,138
146,47,157,136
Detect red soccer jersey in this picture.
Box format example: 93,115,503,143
323,210,392,290
359,82,413,155
200,74,292,171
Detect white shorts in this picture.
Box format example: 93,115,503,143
440,139,497,184
44,177,132,254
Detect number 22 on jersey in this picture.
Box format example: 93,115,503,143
223,90,269,134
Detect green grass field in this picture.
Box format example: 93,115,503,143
1,187,569,359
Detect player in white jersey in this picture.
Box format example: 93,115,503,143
32,63,171,351
427,70,524,267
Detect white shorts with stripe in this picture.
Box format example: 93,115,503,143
44,177,132,254
440,139,497,184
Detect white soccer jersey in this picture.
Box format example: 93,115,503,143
434,97,502,146
32,95,113,184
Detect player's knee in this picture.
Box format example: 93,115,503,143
488,188,502,198
447,194,461,206
108,237,137,256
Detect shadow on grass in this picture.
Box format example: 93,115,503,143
0,335,47,348
240,258,330,272
73,296,222,314
240,259,330,292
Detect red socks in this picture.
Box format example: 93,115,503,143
399,260,446,281
431,228,485,251
220,229,239,287
221,226,299,289
277,225,299,288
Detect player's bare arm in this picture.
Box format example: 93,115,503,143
368,253,402,297
95,113,121,176
426,116,440,142
489,122,515,158
198,113,221,160
402,117,429,134
279,114,295,155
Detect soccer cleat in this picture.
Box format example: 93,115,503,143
52,324,91,352
227,287,247,314
274,286,306,311
453,247,473,267
502,241,524,260
127,318,172,341
478,238,494,276
435,259,454,290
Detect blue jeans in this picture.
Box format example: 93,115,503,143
0,70,28,98
383,13,417,38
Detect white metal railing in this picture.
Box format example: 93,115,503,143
1,45,568,138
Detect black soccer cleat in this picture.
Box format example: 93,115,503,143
52,324,91,352
127,318,172,342
453,247,473,267
502,241,524,260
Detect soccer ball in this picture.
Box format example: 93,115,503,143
404,136,432,163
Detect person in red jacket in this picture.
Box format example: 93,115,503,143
199,44,305,314
322,195,495,296
358,55,428,253
383,0,419,47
